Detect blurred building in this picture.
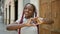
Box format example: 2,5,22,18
0,0,4,23
4,0,15,24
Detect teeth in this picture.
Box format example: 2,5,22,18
25,12,28,14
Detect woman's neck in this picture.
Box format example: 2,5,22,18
25,16,33,19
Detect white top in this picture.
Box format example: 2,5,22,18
16,18,43,34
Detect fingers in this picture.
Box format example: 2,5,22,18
27,18,34,24
33,17,44,25
33,17,39,20
26,17,43,26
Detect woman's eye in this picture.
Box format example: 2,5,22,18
29,9,33,11
25,8,27,10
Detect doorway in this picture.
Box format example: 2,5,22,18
14,0,18,21
9,5,11,24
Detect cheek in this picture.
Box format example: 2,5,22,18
28,12,34,16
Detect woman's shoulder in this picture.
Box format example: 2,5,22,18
15,18,27,23
15,19,21,23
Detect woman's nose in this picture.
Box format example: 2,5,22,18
26,9,29,12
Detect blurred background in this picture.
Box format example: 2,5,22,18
0,0,60,34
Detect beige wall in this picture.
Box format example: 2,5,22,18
18,0,23,19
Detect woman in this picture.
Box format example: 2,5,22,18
6,3,54,34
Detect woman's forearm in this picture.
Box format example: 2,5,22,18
33,17,54,25
41,18,54,24
6,24,26,30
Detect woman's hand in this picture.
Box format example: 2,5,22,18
32,17,43,25
24,18,32,27
25,18,37,26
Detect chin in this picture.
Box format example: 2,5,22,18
25,15,29,17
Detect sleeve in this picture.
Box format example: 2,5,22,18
39,17,44,21
39,18,49,22
39,17,53,24
39,17,49,23
15,19,20,24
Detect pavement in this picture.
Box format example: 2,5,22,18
0,16,18,34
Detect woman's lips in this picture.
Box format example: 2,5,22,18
25,12,29,14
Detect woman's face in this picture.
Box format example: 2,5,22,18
24,4,34,18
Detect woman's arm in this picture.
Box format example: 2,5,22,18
6,22,29,31
40,18,54,24
32,17,54,25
